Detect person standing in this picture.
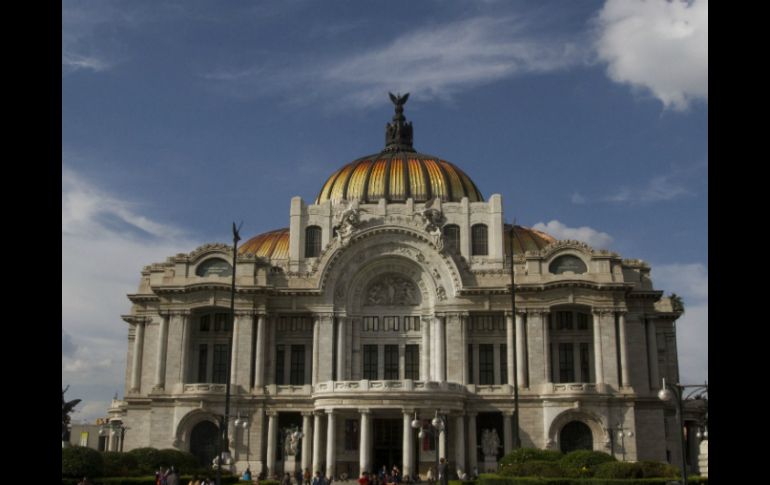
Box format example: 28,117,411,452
437,458,448,485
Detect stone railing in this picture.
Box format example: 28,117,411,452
314,380,466,394
267,384,313,395
183,383,227,394
468,384,512,395
551,383,598,393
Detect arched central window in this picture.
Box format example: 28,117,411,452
305,226,322,257
472,224,488,256
560,421,593,453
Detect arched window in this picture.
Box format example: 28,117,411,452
560,421,593,453
443,224,460,253
549,255,587,274
471,224,488,256
305,226,322,257
195,258,232,277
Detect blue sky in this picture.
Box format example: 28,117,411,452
62,0,708,423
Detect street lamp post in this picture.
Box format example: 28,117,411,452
609,424,632,462
412,411,447,483
217,222,242,485
657,378,708,485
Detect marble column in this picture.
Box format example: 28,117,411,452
230,313,241,386
467,413,478,473
542,312,551,384
593,311,605,386
646,318,660,389
154,314,169,390
403,411,414,478
359,409,371,474
438,426,446,461
254,314,266,389
326,410,337,478
421,316,431,381
454,415,466,474
337,317,346,381
179,313,191,383
515,312,527,388
461,315,469,385
503,412,513,455
302,413,313,474
130,320,145,392
312,317,320,385
435,316,446,382
312,412,323,473
618,312,630,388
506,314,515,386
266,411,278,478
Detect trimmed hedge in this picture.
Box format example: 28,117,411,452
157,449,200,473
479,475,708,485
62,446,105,478
102,452,139,477
62,476,247,485
558,451,616,478
593,462,642,479
637,462,679,479
499,461,564,478
500,448,563,466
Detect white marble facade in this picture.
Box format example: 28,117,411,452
114,106,687,477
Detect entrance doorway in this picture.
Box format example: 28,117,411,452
373,419,403,474
559,421,593,453
190,420,219,467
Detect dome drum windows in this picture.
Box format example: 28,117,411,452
305,226,322,258
443,224,460,253
471,224,488,256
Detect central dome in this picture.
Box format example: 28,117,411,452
315,93,484,204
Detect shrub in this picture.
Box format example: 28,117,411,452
157,448,199,473
126,447,163,474
593,461,643,479
499,460,564,477
557,450,616,477
62,446,105,478
102,451,140,477
499,448,563,466
637,460,680,478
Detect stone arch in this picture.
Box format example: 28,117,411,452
175,408,220,451
346,257,435,314
547,409,607,452
322,230,461,307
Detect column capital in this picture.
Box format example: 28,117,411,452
325,408,336,416
266,410,279,417
401,408,416,415
358,408,371,415
592,308,615,316
502,410,515,417
301,411,315,417
528,308,550,316
234,310,257,317
466,411,478,418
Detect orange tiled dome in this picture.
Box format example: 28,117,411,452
239,228,289,259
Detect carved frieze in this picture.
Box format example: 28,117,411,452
364,274,420,306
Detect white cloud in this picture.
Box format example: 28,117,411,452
651,262,708,384
532,220,614,249
72,400,113,424
594,0,708,110
604,172,693,204
204,16,585,107
571,192,587,205
62,167,198,415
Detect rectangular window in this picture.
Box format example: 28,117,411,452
405,345,419,380
345,419,359,451
468,344,474,384
79,432,89,447
198,344,208,382
422,419,435,450
290,345,305,385
470,314,504,332
472,224,488,256
383,316,399,331
580,343,591,383
559,343,575,382
363,316,379,332
443,225,461,253
363,345,378,380
479,344,494,385
403,316,420,331
200,315,210,332
384,345,399,379
500,344,507,385
577,313,589,330
98,436,107,452
276,345,285,385
555,312,573,330
212,343,229,383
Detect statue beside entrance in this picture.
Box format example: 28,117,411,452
480,428,501,472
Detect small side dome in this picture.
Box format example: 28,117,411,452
504,225,557,256
239,228,289,259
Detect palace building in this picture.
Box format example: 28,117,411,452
112,96,686,477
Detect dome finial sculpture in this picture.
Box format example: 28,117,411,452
384,92,414,152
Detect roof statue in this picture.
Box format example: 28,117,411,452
384,92,414,152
